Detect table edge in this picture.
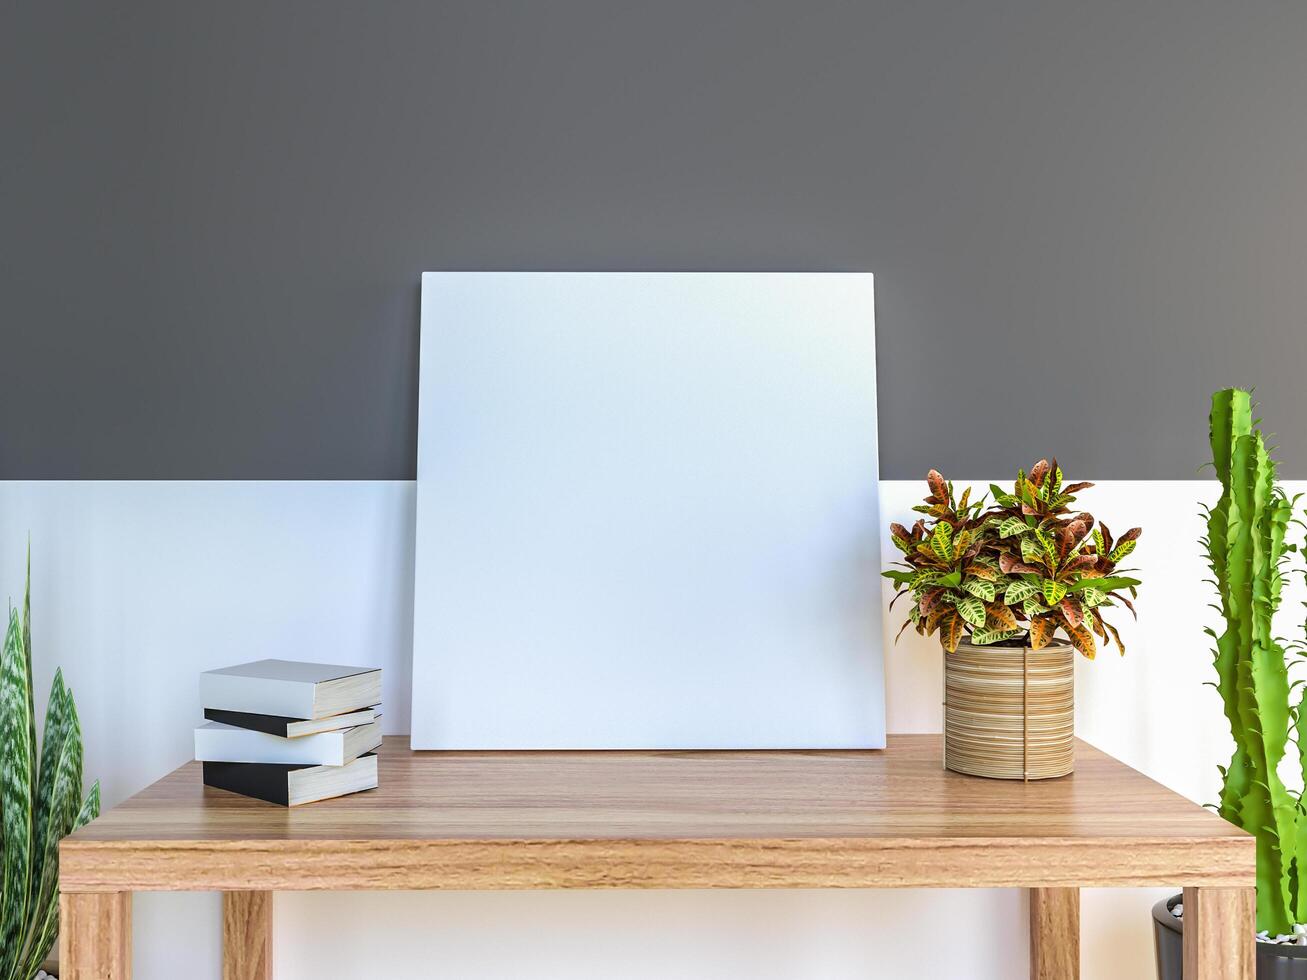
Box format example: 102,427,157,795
61,833,1255,892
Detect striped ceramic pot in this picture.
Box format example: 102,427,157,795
943,637,1075,780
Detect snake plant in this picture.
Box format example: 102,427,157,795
0,552,99,980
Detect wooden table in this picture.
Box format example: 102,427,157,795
60,735,1253,980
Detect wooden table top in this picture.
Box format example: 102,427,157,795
62,735,1251,892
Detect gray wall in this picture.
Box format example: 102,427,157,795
5,1,1307,480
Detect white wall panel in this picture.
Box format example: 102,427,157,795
0,479,1265,978
0,481,417,980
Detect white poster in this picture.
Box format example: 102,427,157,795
410,272,883,749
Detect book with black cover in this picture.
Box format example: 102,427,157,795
203,705,379,738
202,753,378,806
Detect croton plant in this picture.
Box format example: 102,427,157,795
883,462,1142,657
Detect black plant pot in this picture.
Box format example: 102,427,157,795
1154,894,1307,979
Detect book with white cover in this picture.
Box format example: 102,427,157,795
200,659,381,720
195,719,382,766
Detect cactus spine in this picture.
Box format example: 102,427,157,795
1205,387,1297,933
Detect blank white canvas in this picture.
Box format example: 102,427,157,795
410,272,883,749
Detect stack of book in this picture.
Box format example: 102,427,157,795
196,659,383,806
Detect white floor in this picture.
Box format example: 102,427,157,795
0,478,1252,978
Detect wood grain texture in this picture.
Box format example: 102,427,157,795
946,641,1075,780
224,891,272,980
60,891,131,979
61,736,1252,892
1182,886,1254,980
1029,887,1078,979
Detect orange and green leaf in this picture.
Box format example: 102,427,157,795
986,603,1018,631
1064,619,1096,658
1029,616,1055,649
940,610,965,652
926,469,949,504
1059,597,1084,628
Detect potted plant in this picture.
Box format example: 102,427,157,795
0,553,99,980
884,464,1142,779
1153,388,1307,977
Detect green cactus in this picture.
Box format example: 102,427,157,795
1205,387,1299,933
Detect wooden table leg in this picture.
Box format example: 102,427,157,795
60,891,132,979
1182,886,1254,980
1029,887,1078,979
224,890,273,980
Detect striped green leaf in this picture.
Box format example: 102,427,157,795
970,628,1023,646
1042,580,1068,606
0,611,35,979
1069,575,1141,593
17,677,69,975
76,782,100,831
1109,539,1137,563
31,670,69,904
18,700,81,979
21,545,37,808
930,522,953,563
956,596,986,628
1004,580,1039,604
997,516,1029,538
962,578,996,603
19,781,100,980
1080,587,1107,608
989,487,1020,508
1020,534,1044,565
0,554,100,978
